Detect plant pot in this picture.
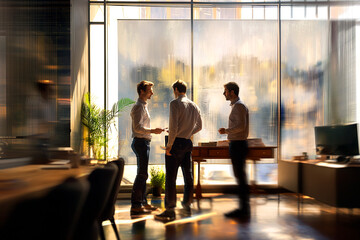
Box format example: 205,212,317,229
152,186,162,197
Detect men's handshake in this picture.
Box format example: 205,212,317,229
151,128,165,134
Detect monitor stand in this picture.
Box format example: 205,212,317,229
325,155,350,163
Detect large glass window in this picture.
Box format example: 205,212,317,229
193,6,278,185
89,1,360,187
281,4,360,159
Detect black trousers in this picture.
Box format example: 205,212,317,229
165,138,194,209
229,140,250,209
131,138,150,208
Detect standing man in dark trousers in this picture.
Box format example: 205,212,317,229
218,82,250,218
130,80,164,216
155,80,202,221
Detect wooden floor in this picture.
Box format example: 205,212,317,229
102,193,360,240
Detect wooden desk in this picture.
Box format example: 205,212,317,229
0,164,94,224
192,146,276,202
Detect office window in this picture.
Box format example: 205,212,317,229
281,5,360,159
89,1,360,186
193,6,278,185
106,6,191,164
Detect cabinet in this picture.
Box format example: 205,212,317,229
279,160,360,208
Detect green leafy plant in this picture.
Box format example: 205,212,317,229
81,92,135,161
150,166,165,190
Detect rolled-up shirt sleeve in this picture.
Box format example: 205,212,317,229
131,105,151,135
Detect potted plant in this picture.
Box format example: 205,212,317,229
149,166,165,197
81,93,135,162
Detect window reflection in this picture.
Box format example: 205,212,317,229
115,20,191,164
193,20,278,151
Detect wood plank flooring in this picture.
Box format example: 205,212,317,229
102,193,360,240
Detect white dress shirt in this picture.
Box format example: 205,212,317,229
167,95,202,149
131,98,152,140
226,97,249,141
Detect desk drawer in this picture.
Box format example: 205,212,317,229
192,149,200,157
208,149,230,158
248,148,274,158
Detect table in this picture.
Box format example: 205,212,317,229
0,164,94,225
192,145,276,203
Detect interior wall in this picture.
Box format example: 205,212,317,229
70,0,89,153
0,0,71,150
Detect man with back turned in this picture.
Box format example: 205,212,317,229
155,80,202,221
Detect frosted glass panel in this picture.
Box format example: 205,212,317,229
281,21,328,159
90,4,104,22
281,20,358,159
193,20,278,159
116,20,191,164
90,25,104,109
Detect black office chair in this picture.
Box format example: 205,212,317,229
1,177,89,240
98,158,125,240
73,163,117,240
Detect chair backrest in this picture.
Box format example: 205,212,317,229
73,164,117,240
99,158,125,221
1,177,89,240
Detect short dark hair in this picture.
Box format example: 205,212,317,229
172,80,187,93
224,82,239,96
137,80,154,95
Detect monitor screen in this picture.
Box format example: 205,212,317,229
315,123,359,156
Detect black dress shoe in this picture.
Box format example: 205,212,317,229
130,206,151,216
143,204,158,211
224,208,250,218
181,202,192,215
154,209,175,222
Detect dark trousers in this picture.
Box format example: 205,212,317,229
229,140,250,209
165,138,194,210
131,138,150,208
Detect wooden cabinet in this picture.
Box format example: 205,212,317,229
278,160,360,208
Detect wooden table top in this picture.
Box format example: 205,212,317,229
0,164,94,203
0,164,94,224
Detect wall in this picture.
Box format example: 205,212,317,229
0,0,71,151
70,0,89,153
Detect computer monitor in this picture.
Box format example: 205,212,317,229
315,123,360,157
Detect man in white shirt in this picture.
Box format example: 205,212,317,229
155,80,202,221
218,82,250,218
130,80,164,216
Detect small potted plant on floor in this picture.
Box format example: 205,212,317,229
149,166,165,197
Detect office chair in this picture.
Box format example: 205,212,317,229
73,163,117,240
98,158,125,240
1,177,89,240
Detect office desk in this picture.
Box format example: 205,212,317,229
0,164,94,224
192,146,276,202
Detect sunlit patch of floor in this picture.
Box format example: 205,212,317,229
102,215,153,226
163,212,217,226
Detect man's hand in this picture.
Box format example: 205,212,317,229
218,128,226,134
152,128,164,134
166,146,172,156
